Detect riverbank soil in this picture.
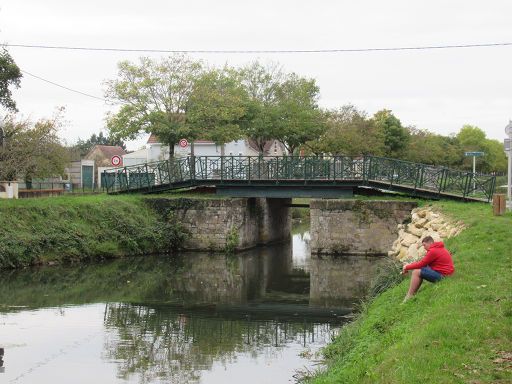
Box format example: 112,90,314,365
312,201,512,384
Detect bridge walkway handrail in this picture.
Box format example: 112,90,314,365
103,155,496,202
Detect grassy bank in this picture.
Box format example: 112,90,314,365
311,201,512,383
0,194,186,268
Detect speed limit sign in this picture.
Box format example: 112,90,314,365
179,139,188,148
111,155,122,166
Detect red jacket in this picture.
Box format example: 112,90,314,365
404,242,455,276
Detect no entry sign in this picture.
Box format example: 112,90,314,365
179,139,188,148
111,155,122,166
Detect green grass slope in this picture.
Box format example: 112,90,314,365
312,201,512,384
0,195,182,268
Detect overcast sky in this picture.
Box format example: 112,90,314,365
1,0,511,150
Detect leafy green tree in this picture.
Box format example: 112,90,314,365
0,48,22,112
372,109,410,157
456,125,506,173
482,139,507,173
404,128,463,167
237,62,326,155
237,62,284,153
105,55,203,157
187,68,248,155
456,125,486,149
274,74,325,155
307,105,384,156
0,112,69,181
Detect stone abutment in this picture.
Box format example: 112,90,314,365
146,197,291,252
310,199,418,255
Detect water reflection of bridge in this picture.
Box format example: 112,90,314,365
161,240,385,310
104,155,496,201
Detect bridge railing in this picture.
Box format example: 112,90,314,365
365,156,496,201
103,155,496,201
103,157,192,193
192,155,366,181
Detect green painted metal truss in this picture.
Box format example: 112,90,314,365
103,155,496,202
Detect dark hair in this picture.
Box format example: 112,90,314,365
422,236,434,244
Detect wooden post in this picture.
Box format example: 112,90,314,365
492,194,506,216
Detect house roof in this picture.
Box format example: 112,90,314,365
86,145,127,159
147,133,160,144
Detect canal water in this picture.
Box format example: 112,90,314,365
0,223,386,383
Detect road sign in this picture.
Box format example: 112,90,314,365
464,151,484,157
505,138,511,152
505,121,512,136
179,138,188,148
111,155,122,166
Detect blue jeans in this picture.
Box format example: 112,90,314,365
420,267,444,283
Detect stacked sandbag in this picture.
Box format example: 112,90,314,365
388,206,465,262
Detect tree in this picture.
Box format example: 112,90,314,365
456,125,486,149
274,74,325,155
404,128,463,167
237,62,326,155
308,105,384,156
237,62,284,153
456,125,506,173
0,48,22,112
0,111,69,181
482,139,507,173
372,109,410,157
187,68,248,155
105,55,203,157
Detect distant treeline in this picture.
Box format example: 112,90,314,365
306,105,507,174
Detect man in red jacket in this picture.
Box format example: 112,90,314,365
401,236,455,302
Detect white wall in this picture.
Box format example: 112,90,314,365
123,148,148,166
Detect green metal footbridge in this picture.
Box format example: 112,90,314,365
103,155,496,202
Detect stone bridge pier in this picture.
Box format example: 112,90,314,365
146,197,291,252
310,200,418,255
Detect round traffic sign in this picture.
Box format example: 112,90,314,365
179,138,189,148
111,155,122,166
506,121,512,136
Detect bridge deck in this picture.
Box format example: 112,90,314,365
103,155,496,202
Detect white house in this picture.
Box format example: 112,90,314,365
123,134,287,166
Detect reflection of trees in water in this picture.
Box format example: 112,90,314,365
103,303,337,384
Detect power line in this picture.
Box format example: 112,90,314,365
20,69,110,103
6,42,512,54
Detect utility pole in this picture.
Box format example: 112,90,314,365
0,120,4,149
505,121,512,210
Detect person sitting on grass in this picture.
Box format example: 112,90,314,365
401,235,455,302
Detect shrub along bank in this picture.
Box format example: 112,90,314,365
311,201,512,384
0,194,187,269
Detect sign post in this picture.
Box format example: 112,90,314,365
505,121,512,210
464,151,484,193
